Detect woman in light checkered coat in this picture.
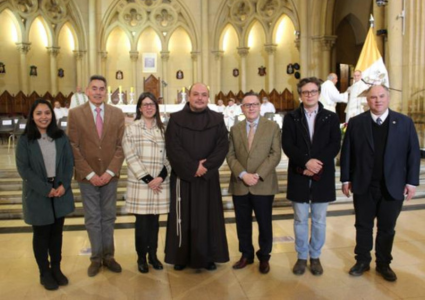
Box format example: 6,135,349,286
122,92,170,273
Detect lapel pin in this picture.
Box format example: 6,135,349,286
393,121,396,124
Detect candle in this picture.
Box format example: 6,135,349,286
182,87,185,93
130,87,133,93
119,85,122,93
108,86,111,94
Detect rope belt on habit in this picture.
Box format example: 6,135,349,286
176,178,182,248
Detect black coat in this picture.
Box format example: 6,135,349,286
282,102,341,203
340,110,420,200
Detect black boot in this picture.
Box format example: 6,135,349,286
138,256,149,273
148,253,163,270
51,266,69,286
40,270,58,291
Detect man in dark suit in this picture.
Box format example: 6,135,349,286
341,84,420,282
282,77,341,276
227,92,281,274
68,75,125,277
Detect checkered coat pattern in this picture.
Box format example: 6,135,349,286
122,119,170,215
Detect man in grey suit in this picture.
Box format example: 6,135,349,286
68,75,125,277
227,92,281,274
341,84,420,281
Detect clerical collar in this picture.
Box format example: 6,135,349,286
370,109,389,123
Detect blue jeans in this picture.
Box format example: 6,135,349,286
292,202,328,260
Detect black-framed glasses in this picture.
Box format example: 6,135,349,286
300,90,319,96
242,103,260,108
141,103,155,108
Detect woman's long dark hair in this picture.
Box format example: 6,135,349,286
24,98,64,141
135,92,165,134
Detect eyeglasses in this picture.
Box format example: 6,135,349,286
141,103,155,108
242,103,260,108
300,90,319,96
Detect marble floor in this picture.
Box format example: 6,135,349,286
1,202,425,300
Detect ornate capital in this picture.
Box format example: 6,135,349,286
190,51,200,61
16,42,31,54
98,51,108,61
129,51,139,61
318,36,337,51
211,50,224,61
47,47,60,57
73,50,86,60
160,51,170,61
264,44,277,55
237,47,250,57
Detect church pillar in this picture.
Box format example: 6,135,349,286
191,51,200,83
47,47,60,96
299,0,309,77
74,50,86,88
212,51,223,97
130,51,139,95
264,44,277,93
161,51,170,103
237,47,249,92
387,0,403,111
373,1,386,55
16,43,31,94
88,0,97,75
201,0,209,83
99,51,107,77
319,36,336,78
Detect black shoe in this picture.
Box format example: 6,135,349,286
376,265,397,282
103,258,122,273
138,262,149,273
310,258,323,276
88,261,102,277
148,254,164,270
205,262,217,271
232,257,254,269
292,259,307,275
349,262,370,276
51,267,69,286
259,261,270,274
174,264,186,271
40,271,59,291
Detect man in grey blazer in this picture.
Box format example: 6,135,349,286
227,92,281,274
68,75,125,277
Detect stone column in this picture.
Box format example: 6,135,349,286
373,1,386,55
160,51,170,103
47,47,60,95
201,0,209,83
264,44,277,92
130,51,139,95
88,0,97,75
299,0,309,76
237,47,249,92
387,0,403,111
98,51,107,77
211,50,223,96
317,36,337,78
16,42,31,94
74,50,86,88
191,51,200,83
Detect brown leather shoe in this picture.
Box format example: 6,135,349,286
232,257,254,269
293,259,307,275
103,258,122,273
259,261,270,274
310,258,323,276
88,261,102,277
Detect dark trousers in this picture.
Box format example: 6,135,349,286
135,214,160,263
353,186,403,265
32,217,65,274
233,193,274,261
